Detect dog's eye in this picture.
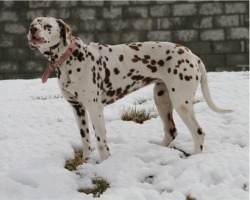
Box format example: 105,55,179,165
44,24,52,30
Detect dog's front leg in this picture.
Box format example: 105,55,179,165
69,101,92,161
87,104,111,161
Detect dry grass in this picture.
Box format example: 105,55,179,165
31,94,63,100
121,107,158,124
64,153,85,171
186,193,197,200
78,178,110,197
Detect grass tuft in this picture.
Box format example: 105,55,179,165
31,94,62,100
186,193,197,200
78,177,110,197
121,107,158,124
173,147,191,157
134,97,151,105
65,153,85,171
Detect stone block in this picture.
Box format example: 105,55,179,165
123,6,148,18
0,61,19,73
4,24,27,34
199,2,224,15
240,15,249,26
72,8,96,20
121,32,140,43
215,15,239,27
226,54,249,67
0,34,14,47
26,10,45,20
147,31,172,41
81,19,106,31
173,30,198,42
96,32,120,44
46,9,70,19
0,11,18,22
213,41,241,53
3,1,14,7
106,1,129,6
157,18,171,29
29,1,51,8
150,5,171,17
131,19,152,31
81,1,104,7
172,3,197,16
29,50,46,60
78,33,95,43
166,16,212,29
200,54,226,70
105,19,131,32
21,60,45,72
3,48,29,60
200,29,225,41
53,1,78,8
102,7,122,19
182,42,212,54
193,16,213,29
226,28,249,40
225,2,248,14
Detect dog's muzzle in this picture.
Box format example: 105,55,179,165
28,27,45,49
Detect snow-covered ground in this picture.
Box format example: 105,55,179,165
0,72,248,200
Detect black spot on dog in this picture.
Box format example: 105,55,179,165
114,68,120,75
197,128,203,135
166,56,172,61
119,55,124,62
158,60,164,67
179,73,183,80
177,48,185,55
184,75,190,81
157,90,165,96
80,129,85,138
151,60,156,65
147,65,157,73
131,75,144,81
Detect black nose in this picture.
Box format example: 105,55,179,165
30,27,37,35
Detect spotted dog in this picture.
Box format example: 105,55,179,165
28,17,232,162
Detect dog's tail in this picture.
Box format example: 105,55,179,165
198,59,233,114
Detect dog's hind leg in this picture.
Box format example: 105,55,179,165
153,82,177,147
170,91,205,154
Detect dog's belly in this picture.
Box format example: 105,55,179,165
101,76,160,105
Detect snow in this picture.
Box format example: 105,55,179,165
0,72,249,200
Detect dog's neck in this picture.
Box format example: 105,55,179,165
40,38,72,63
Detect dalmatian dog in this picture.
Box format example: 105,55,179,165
28,17,232,162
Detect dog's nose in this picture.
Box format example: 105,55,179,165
30,27,37,35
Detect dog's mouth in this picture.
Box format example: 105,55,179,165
28,33,45,48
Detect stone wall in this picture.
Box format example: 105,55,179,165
0,1,249,80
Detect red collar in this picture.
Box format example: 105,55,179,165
42,39,76,83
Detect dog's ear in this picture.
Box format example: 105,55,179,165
56,19,72,46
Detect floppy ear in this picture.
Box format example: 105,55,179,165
56,19,72,46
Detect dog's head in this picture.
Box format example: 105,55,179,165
27,17,72,51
